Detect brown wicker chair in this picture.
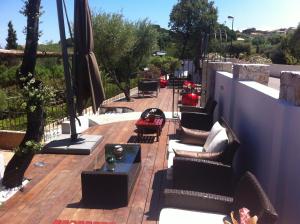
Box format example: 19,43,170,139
162,172,278,224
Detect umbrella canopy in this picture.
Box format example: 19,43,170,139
74,0,105,114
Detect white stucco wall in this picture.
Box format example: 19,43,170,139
214,71,300,224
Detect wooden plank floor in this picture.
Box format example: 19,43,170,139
0,88,178,224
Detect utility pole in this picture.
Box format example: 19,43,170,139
228,15,234,58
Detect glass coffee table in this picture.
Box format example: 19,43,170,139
81,144,141,207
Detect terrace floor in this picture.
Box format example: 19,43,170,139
0,88,177,224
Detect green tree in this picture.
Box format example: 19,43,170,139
151,24,172,51
289,24,300,61
93,12,158,101
228,42,251,58
252,36,266,53
150,56,181,75
269,32,298,65
2,0,46,188
267,34,283,45
5,21,18,49
169,0,218,73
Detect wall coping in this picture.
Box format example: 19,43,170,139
240,81,279,99
281,71,300,75
218,71,233,78
233,63,270,67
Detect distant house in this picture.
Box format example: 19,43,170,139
153,51,166,56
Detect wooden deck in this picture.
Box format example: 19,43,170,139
0,88,177,224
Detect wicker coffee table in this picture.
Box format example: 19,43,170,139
81,144,141,207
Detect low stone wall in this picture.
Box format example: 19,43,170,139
233,64,270,85
0,130,25,150
279,71,300,106
202,61,233,106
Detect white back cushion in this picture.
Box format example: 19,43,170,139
205,129,228,153
203,121,224,149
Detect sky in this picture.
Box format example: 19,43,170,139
0,0,300,47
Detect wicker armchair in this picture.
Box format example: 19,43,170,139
160,172,278,224
173,117,240,166
179,97,216,131
180,111,212,131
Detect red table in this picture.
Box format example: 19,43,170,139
135,118,163,141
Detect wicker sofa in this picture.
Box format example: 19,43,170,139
138,79,159,97
159,172,278,224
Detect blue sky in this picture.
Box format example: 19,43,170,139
0,0,300,47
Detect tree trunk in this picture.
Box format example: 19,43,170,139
2,0,42,189
124,75,131,101
110,72,132,101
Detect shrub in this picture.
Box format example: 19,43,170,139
0,65,18,87
0,90,8,111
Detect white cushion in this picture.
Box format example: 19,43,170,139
168,139,204,153
159,208,227,224
167,152,176,168
203,121,224,149
0,153,4,181
205,129,228,153
167,139,204,168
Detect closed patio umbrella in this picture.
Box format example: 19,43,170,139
74,0,105,114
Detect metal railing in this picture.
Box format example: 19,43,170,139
0,77,139,142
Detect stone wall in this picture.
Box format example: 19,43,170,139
233,64,270,85
201,61,232,106
279,71,300,106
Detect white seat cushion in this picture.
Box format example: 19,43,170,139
167,139,204,168
205,129,228,153
159,208,228,224
168,139,204,153
203,121,224,150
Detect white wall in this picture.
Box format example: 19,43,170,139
214,71,300,224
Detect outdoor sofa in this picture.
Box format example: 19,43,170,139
138,79,159,97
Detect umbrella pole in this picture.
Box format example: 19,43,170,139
56,0,77,141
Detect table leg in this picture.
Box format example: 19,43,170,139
138,129,143,140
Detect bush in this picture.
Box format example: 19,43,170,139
245,54,272,64
0,65,18,87
150,56,180,74
227,42,251,58
0,90,8,111
270,49,298,65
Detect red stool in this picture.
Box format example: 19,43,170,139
182,93,199,106
160,78,168,88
